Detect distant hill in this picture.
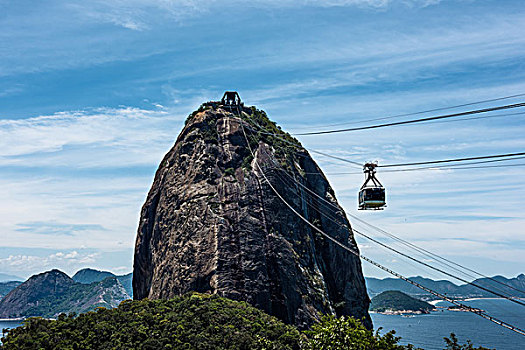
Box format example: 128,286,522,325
365,274,525,299
366,277,458,298
72,269,132,298
72,268,115,284
0,273,23,282
0,269,130,318
0,281,22,299
370,291,434,313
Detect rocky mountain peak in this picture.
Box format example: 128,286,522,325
133,101,371,329
0,270,130,318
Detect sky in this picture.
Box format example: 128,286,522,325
0,0,524,281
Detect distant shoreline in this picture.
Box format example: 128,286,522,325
0,318,25,322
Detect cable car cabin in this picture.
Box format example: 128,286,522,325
358,163,386,210
359,187,386,210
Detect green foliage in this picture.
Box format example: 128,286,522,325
443,333,492,350
225,168,236,176
301,315,417,350
1,295,491,350
240,108,304,175
370,291,433,313
1,293,300,350
185,104,210,125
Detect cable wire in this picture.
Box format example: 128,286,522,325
238,111,525,295
292,93,525,130
236,116,525,336
265,151,525,300
379,152,525,168
295,102,525,136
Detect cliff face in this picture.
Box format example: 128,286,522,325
133,106,371,329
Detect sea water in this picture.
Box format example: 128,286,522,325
0,320,22,342
371,298,525,350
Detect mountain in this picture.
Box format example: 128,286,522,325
370,290,434,313
0,269,130,318
73,268,133,298
457,274,525,298
72,268,115,284
366,275,525,298
0,281,22,299
0,273,23,282
366,277,459,298
133,100,371,329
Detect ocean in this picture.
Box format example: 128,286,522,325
371,298,525,350
1,299,524,349
0,320,22,342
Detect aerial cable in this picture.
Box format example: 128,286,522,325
294,102,525,136
317,155,525,176
292,93,525,130
247,114,364,167
307,149,362,167
259,145,525,296
415,110,525,126
303,152,525,173
267,157,525,300
236,113,525,295
242,115,525,298
236,117,525,337
379,152,525,168
321,161,525,176
248,107,525,171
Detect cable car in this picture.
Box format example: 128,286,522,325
358,163,386,210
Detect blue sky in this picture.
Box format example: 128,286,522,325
0,0,524,281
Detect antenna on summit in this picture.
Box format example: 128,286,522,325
221,91,243,106
204,91,249,114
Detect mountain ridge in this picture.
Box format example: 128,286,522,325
366,274,525,298
0,269,130,318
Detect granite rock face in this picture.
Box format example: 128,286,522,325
133,106,371,329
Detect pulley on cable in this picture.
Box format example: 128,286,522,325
358,163,386,210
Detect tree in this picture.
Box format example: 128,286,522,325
301,315,417,350
443,333,492,350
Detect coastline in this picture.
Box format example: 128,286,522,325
0,318,25,322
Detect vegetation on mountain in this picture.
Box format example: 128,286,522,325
301,315,415,350
1,293,491,350
443,333,491,350
72,268,133,298
1,293,300,350
370,291,434,313
72,268,115,284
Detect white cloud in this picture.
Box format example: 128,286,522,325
0,107,181,165
0,251,99,276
